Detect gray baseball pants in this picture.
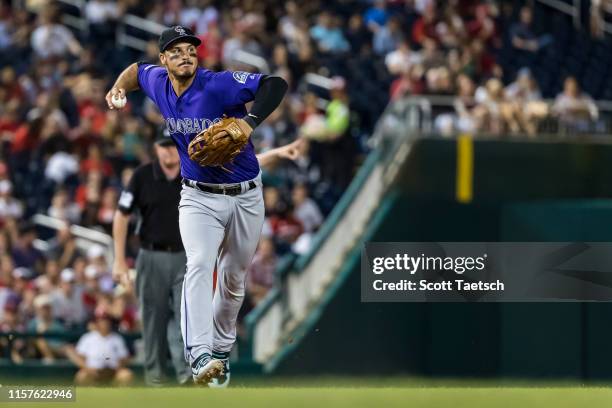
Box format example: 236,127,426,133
178,174,264,365
135,249,190,385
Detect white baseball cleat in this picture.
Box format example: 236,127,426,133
192,355,224,386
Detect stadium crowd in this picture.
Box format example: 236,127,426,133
383,1,601,136
0,0,606,366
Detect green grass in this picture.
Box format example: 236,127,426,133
3,383,612,408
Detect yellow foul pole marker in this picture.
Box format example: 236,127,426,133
456,134,474,203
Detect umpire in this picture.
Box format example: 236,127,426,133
112,132,189,386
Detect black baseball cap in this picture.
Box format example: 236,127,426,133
159,25,201,53
154,128,174,147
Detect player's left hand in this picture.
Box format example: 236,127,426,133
235,118,254,138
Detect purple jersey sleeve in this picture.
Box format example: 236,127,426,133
210,71,263,107
137,63,166,104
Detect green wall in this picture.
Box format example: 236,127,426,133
276,138,612,379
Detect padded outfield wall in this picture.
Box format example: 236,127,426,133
275,137,612,379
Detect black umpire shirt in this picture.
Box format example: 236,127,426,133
117,161,183,250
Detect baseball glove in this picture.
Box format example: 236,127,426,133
188,117,252,170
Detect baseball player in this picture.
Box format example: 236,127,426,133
105,25,288,386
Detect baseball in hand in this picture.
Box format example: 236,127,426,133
111,94,127,109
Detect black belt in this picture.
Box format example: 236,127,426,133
182,178,256,196
141,242,184,252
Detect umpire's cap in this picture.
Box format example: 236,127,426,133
159,25,201,52
154,128,174,147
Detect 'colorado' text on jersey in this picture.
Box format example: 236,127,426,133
137,64,263,183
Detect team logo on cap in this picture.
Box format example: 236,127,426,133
233,71,249,84
174,26,187,35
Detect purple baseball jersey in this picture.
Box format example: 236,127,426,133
137,64,263,183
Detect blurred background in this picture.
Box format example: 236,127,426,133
1,0,612,384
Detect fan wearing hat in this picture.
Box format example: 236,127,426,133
48,268,87,328
106,24,291,387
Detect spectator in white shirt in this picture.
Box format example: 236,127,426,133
504,68,549,135
48,189,81,224
385,40,422,76
291,184,323,255
44,151,79,184
0,180,23,221
73,311,133,386
292,184,323,233
30,7,82,60
85,0,119,24
552,76,598,130
85,0,120,46
49,269,87,328
505,68,542,102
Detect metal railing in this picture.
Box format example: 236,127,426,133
31,214,113,265
536,0,582,28
54,0,87,31
45,0,612,53
534,0,612,38
115,14,166,53
395,94,612,138
53,0,271,73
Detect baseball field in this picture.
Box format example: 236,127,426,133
3,379,612,407
3,387,612,408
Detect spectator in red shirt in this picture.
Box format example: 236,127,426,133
412,3,439,46
269,209,303,250
74,170,104,229
0,100,21,139
0,67,24,102
10,115,43,155
197,21,223,69
80,144,113,178
471,39,496,78
390,64,426,101
75,171,102,210
466,3,498,45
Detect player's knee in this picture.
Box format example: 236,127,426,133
226,285,245,300
220,273,246,299
74,369,95,385
114,368,134,386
